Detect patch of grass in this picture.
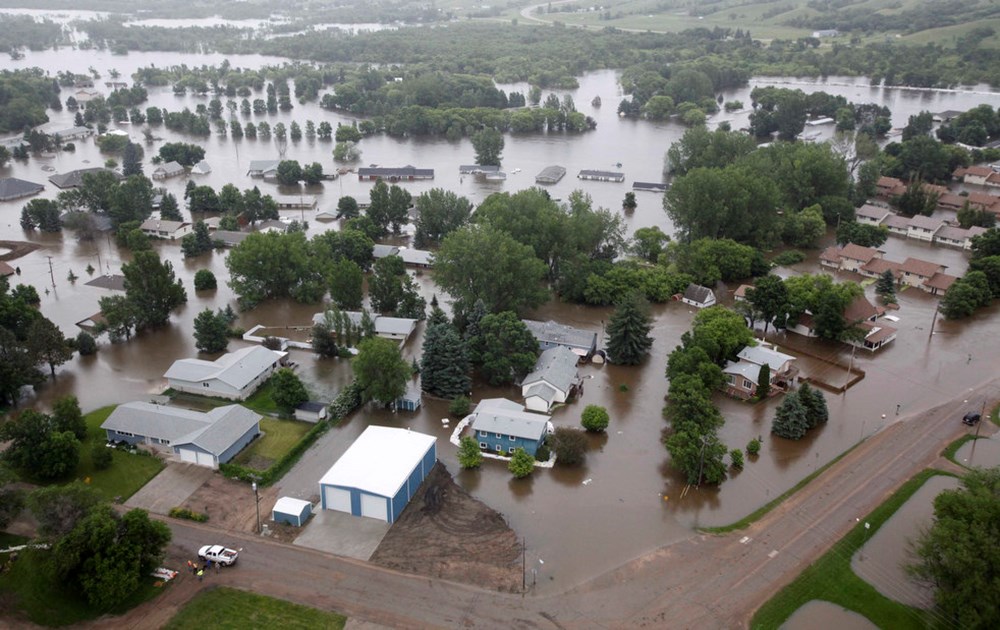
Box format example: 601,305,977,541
941,434,981,467
751,469,953,629
0,532,29,549
701,442,859,534
77,406,164,501
0,547,165,627
233,417,312,467
991,404,999,427
243,381,280,417
166,381,281,418
163,586,346,630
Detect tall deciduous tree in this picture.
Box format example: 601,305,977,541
122,250,186,329
121,142,143,177
433,224,548,316
352,336,410,405
26,482,101,540
420,312,470,399
605,291,653,365
472,128,504,166
0,410,80,479
328,258,364,310
508,447,534,478
745,275,789,333
413,188,471,248
51,395,86,440
910,468,1000,629
26,316,73,377
467,311,539,386
270,368,309,413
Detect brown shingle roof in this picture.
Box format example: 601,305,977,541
844,295,879,323
900,257,945,278
856,204,890,220
923,272,958,292
907,215,943,231
961,166,994,178
839,243,881,263
862,258,903,277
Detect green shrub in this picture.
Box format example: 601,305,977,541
76,331,98,356
581,404,610,432
328,381,362,420
508,448,535,478
91,444,113,470
747,438,761,456
771,250,806,266
193,269,217,291
449,396,471,417
535,442,551,462
169,507,209,522
457,436,483,469
730,448,745,469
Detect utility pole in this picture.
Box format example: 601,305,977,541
521,537,526,593
970,399,988,463
928,305,939,339
46,256,55,287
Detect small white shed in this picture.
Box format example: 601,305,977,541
272,497,312,527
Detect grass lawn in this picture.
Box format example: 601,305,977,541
168,381,282,417
233,417,312,469
243,381,280,417
750,469,953,629
76,406,164,501
163,586,346,630
0,547,165,627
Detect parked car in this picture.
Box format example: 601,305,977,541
962,412,981,426
198,545,238,566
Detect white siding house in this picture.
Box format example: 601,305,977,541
164,345,284,400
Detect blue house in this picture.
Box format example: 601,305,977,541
468,398,551,457
101,402,260,469
319,426,436,524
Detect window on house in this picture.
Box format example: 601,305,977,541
495,433,501,438
479,442,487,449
509,436,515,441
508,447,515,453
743,379,753,389
202,382,209,387
495,444,502,451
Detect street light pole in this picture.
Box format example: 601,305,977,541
251,481,261,534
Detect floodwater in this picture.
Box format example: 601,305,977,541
781,600,878,630
3,41,1000,591
851,475,960,609
954,432,1000,468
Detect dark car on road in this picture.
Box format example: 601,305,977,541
962,412,981,426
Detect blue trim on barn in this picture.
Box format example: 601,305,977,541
273,502,312,527
216,424,260,464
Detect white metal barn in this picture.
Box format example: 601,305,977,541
318,426,437,524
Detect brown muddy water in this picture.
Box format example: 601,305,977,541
3,43,1000,592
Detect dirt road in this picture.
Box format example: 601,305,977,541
85,376,993,629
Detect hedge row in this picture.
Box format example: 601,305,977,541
169,507,209,522
219,380,363,486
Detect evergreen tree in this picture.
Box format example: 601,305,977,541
158,192,182,221
798,382,829,429
121,142,143,177
875,269,897,304
311,322,339,358
605,291,653,365
755,363,770,400
771,390,809,439
420,319,471,399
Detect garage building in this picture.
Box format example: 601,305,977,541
319,426,436,524
272,497,313,527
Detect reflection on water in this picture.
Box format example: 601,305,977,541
2,42,1000,591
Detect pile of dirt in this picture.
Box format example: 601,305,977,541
369,463,522,593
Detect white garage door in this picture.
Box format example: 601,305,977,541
323,486,351,513
360,493,388,522
196,451,216,468
178,448,198,464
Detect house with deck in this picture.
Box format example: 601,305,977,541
467,398,550,458
101,402,261,469
722,343,797,400
520,346,583,413
522,319,598,359
164,345,285,400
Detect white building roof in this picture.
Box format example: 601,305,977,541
319,425,436,498
736,344,795,368
164,345,283,389
273,496,311,515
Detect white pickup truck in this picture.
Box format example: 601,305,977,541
198,545,239,566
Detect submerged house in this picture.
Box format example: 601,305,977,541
467,398,550,457
680,283,716,309
521,319,598,359
520,346,583,413
164,345,285,400
723,344,797,400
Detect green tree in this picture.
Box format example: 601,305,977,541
75,331,97,356
352,336,410,405
226,232,325,308
0,464,25,528
122,250,187,329
336,196,359,219
97,294,139,342
467,311,539,386
631,226,669,263
508,447,534,478
690,307,755,365
326,258,363,310
605,291,653,365
730,449,744,469
433,224,548,315
665,126,757,175
664,425,727,485
622,191,637,212
756,363,771,400
270,368,309,414
0,409,80,480
413,188,471,248
158,192,182,221
771,391,809,440
311,322,339,358
910,467,1000,629
367,179,391,235
51,395,86,440
420,314,471,399
798,382,828,428
746,438,761,456
193,269,217,291
745,275,789,333
53,505,171,610
22,198,62,232
26,317,73,377
875,269,897,304
457,436,483,469
581,405,610,432
550,426,587,465
157,142,205,166
193,308,230,354
836,221,890,248
121,142,143,177
386,185,412,234
108,174,154,228
472,127,504,166
276,160,303,185
26,482,101,540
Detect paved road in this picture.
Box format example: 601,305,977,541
101,377,995,629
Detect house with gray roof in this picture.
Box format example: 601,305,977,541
535,165,566,184
50,126,93,141
164,345,285,400
101,402,260,468
372,244,400,259
459,164,500,175
521,346,582,413
0,177,44,201
312,311,417,342
357,166,434,181
723,343,797,400
190,160,212,175
212,230,251,247
578,169,625,182
468,398,551,457
151,161,186,180
681,283,716,309
140,218,192,240
49,168,122,189
247,160,280,178
522,319,598,358
397,247,433,268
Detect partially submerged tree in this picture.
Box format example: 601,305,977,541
605,291,653,365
